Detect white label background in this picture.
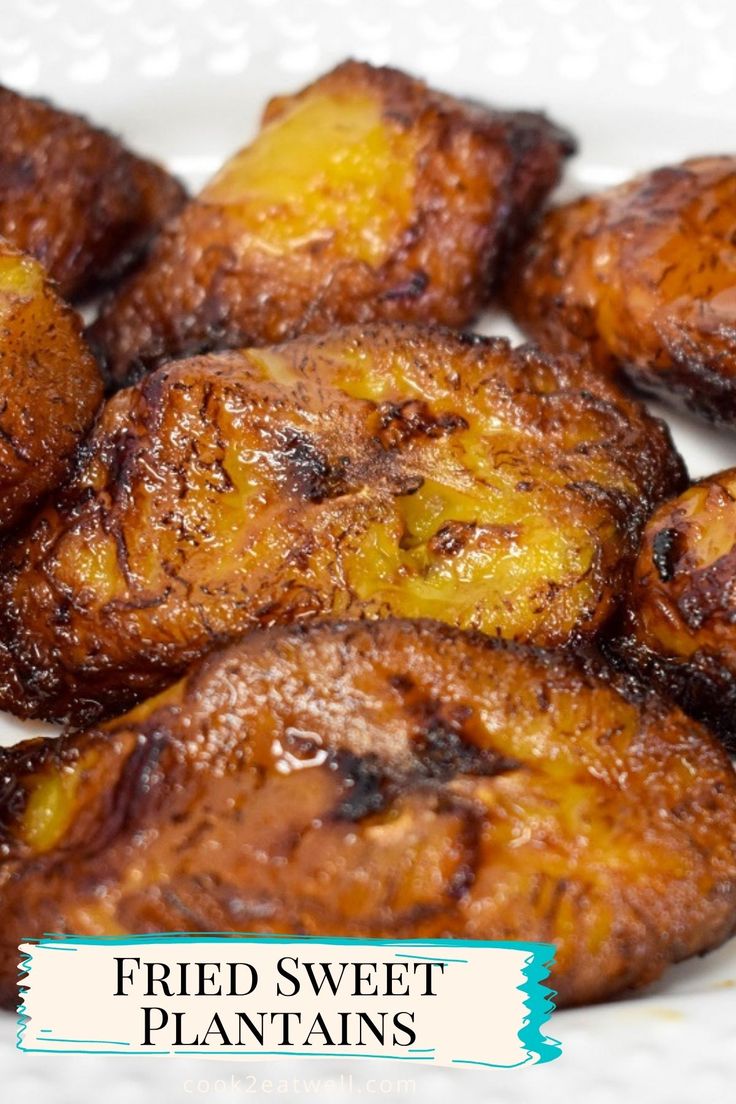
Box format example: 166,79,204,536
17,937,558,1069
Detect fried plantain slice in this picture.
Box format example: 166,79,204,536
506,156,736,425
0,324,684,725
0,83,186,300
0,241,102,531
1,618,735,1008
88,59,574,387
611,467,736,749
0,323,684,723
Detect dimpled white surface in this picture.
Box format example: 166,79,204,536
1,0,736,1100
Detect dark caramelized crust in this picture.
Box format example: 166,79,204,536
506,157,736,425
89,59,574,386
0,241,102,530
0,323,683,724
1,619,735,1009
610,468,736,749
0,84,186,299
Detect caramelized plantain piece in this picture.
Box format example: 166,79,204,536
506,156,736,425
0,83,185,300
1,618,735,1008
0,241,102,530
612,468,736,749
0,324,683,725
89,59,574,387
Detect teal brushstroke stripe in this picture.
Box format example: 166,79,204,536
37,1038,131,1046
31,932,555,952
453,1058,531,1069
19,1048,173,1056
394,954,468,964
16,945,33,1051
172,1051,430,1060
517,948,560,1065
449,943,560,1068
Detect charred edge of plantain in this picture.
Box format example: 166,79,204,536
622,357,736,430
603,625,736,752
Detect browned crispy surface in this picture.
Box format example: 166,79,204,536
89,59,574,387
610,468,736,749
506,156,736,425
1,618,735,1009
0,323,683,724
0,84,186,300
0,241,102,530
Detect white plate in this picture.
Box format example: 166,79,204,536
2,0,736,1100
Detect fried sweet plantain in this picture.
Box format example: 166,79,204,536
89,59,574,387
0,241,102,531
0,83,186,300
0,324,684,724
506,156,736,425
612,468,736,749
1,618,735,1008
